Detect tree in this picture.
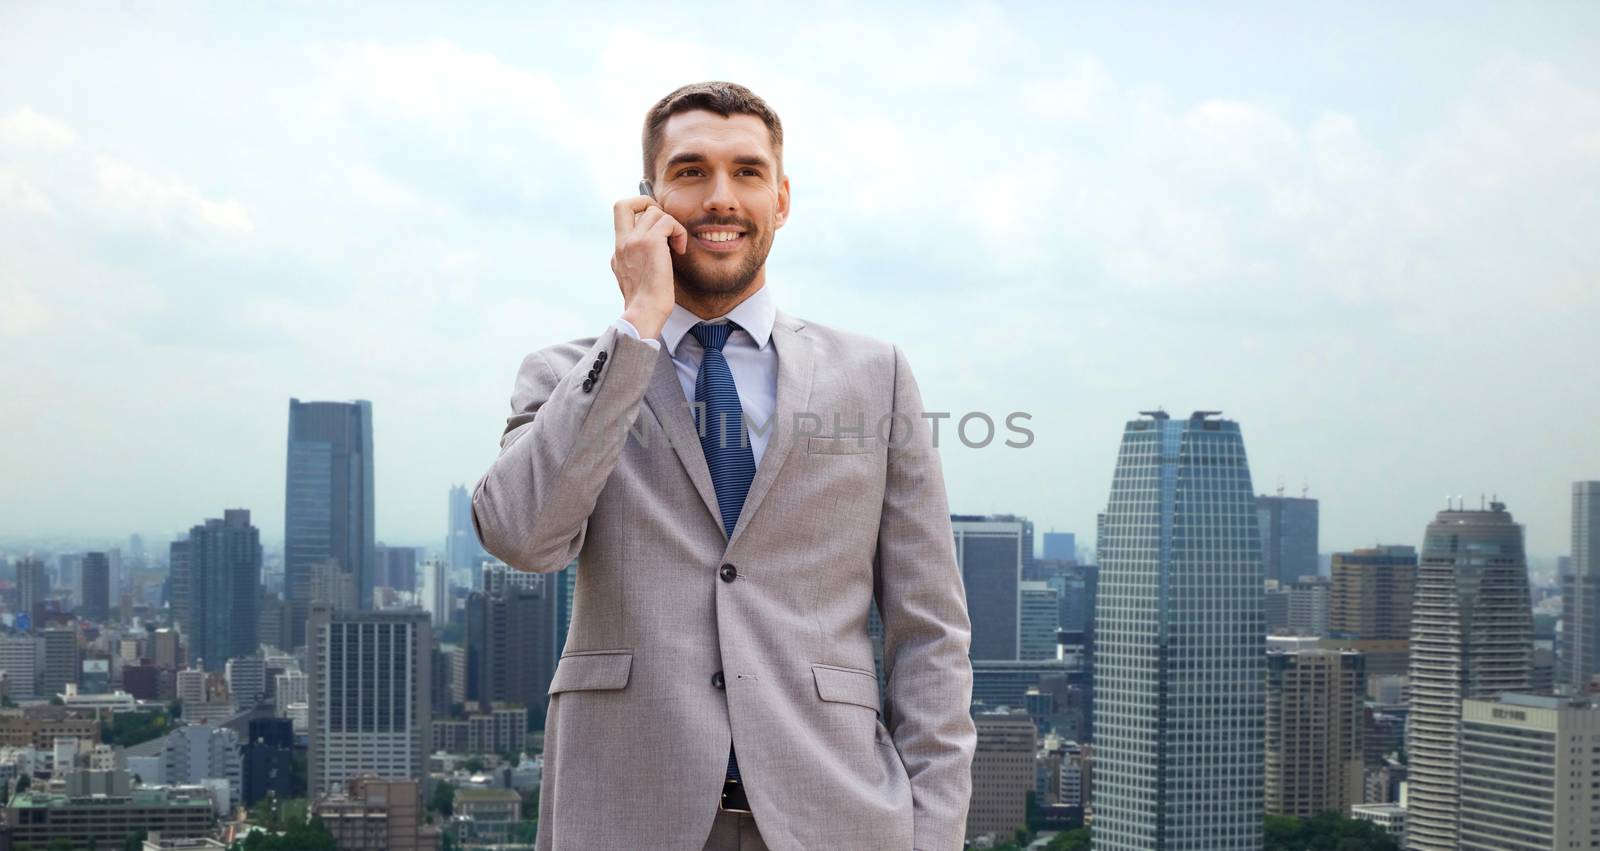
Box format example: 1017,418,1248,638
1264,812,1400,851
430,780,456,817
1046,827,1091,851
231,815,336,851
122,830,149,851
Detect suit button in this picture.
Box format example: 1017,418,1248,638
596,351,607,362
712,671,725,689
582,378,594,393
588,366,600,380
719,563,737,582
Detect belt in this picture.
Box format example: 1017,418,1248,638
719,777,752,813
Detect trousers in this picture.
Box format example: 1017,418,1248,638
700,809,769,850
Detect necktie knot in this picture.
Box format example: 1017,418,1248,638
689,320,739,353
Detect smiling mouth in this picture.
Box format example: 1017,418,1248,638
693,229,747,252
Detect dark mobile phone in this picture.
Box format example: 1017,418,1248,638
638,178,654,199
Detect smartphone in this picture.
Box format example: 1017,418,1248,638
638,178,654,199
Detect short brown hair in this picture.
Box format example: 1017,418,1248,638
641,81,784,181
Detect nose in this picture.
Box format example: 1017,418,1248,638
702,170,739,216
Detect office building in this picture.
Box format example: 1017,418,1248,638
1264,648,1364,817
1019,581,1060,661
3,785,216,846
170,510,262,671
1458,693,1600,850
967,707,1037,840
1560,482,1600,687
1042,531,1077,563
424,558,449,627
1405,500,1533,851
79,552,111,622
285,398,376,648
0,635,43,699
465,565,560,721
160,725,242,807
1092,411,1265,850
952,515,1026,660
376,544,417,593
1285,577,1330,637
308,605,430,795
313,775,440,851
1257,493,1319,585
39,627,79,699
17,556,49,626
242,717,295,807
225,656,267,711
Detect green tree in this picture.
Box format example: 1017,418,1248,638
122,829,149,851
1046,827,1091,851
1264,812,1400,851
430,780,456,817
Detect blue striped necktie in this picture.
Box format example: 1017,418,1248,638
689,319,756,785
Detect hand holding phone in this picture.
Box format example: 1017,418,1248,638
611,180,685,340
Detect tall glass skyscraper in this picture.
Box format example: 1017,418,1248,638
285,399,376,646
1092,411,1265,851
1256,494,1320,585
448,483,488,572
1405,500,1532,851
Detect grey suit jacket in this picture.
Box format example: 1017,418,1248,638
471,309,976,850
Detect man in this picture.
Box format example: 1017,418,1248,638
472,81,975,851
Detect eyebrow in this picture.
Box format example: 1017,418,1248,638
663,152,773,172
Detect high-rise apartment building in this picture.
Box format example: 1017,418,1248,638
1264,648,1364,818
170,510,262,671
1325,545,1417,678
1405,501,1533,851
1092,411,1265,850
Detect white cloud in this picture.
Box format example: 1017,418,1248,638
0,168,55,215
0,282,47,333
93,155,255,234
0,108,76,149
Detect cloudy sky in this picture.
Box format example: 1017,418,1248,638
2,2,1597,559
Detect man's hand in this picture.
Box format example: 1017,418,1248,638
612,196,687,340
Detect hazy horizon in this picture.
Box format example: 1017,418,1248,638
3,3,1597,557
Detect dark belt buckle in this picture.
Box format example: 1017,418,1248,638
720,777,752,813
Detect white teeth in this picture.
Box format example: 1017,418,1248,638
700,231,741,242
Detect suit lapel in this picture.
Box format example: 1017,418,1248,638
643,341,724,531
728,310,813,549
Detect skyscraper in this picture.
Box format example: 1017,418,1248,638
1042,531,1077,563
1256,494,1320,585
448,484,488,573
170,510,262,671
285,399,376,647
307,605,430,796
1019,581,1061,661
1458,693,1600,850
1092,410,1265,851
1560,481,1600,688
79,552,110,622
1405,500,1532,851
952,515,1026,660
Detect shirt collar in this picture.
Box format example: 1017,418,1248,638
660,284,777,357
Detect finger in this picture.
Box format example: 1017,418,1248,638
666,215,689,255
627,207,665,242
613,196,658,238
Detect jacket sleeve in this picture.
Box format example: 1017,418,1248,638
471,323,659,573
872,343,977,851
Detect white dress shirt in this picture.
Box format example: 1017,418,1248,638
612,284,780,466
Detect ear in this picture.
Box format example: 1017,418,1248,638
775,173,791,229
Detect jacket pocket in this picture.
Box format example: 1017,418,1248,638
548,650,633,695
812,663,881,712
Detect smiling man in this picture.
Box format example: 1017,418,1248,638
471,81,975,851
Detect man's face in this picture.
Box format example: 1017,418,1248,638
652,110,790,298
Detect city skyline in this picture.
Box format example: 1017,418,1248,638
2,4,1598,557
